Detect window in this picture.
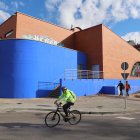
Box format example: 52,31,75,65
131,62,140,77
92,64,100,79
5,30,13,38
78,64,83,79
78,64,83,70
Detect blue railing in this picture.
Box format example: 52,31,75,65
64,69,104,79
38,81,60,90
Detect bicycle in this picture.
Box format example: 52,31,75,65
44,102,81,127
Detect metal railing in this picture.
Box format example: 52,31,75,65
38,81,60,90
64,69,104,79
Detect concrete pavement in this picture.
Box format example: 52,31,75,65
0,95,140,115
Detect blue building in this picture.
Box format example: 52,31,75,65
0,12,140,98
0,39,87,98
0,39,140,98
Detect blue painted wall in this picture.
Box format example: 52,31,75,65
0,39,86,98
62,79,140,96
0,39,139,98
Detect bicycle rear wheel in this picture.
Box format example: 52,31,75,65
45,112,60,127
68,110,81,125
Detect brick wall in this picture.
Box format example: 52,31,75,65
75,25,103,70
16,12,75,49
1,12,140,79
0,14,17,39
102,25,140,79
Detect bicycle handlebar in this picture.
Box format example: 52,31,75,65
54,102,62,107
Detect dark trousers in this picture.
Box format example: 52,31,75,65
120,89,123,95
126,89,129,96
63,102,74,117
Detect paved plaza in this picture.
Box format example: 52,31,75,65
0,94,140,115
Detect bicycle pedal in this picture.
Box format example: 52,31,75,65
64,119,67,122
64,118,68,122
64,117,70,122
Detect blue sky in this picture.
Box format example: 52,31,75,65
0,0,140,44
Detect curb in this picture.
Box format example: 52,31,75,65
3,108,140,115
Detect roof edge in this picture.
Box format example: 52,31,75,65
102,24,140,53
15,11,73,32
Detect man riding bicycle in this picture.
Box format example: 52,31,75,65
45,87,80,127
54,87,76,118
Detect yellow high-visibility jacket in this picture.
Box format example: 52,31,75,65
58,89,76,103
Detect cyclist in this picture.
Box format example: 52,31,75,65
54,86,76,118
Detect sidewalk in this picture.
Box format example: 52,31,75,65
0,95,140,115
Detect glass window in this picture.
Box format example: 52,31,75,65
131,62,140,77
5,30,13,38
92,64,100,79
78,64,83,70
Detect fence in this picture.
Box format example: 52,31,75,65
38,81,60,90
64,69,104,79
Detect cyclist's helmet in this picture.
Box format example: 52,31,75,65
62,86,67,90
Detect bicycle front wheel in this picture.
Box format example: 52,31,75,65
45,112,60,127
68,110,81,125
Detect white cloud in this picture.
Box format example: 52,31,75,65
11,1,25,10
0,1,11,23
0,10,10,23
0,1,25,23
0,1,9,10
45,0,62,11
45,0,140,29
19,1,25,7
122,32,140,44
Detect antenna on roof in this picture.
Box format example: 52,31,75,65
70,24,75,31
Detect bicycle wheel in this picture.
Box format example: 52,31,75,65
45,112,60,127
68,110,81,125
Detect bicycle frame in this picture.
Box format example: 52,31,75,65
45,103,81,127
54,103,70,120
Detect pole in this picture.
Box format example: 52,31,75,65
121,62,129,109
124,65,127,109
59,79,62,96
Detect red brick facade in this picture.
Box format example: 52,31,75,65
0,12,140,79
102,25,140,79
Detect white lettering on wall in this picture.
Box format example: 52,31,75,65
22,35,64,47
